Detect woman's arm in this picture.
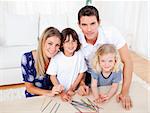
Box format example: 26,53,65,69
25,82,54,96
25,82,63,96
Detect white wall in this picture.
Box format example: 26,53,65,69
0,1,149,58
93,1,149,60
0,0,149,85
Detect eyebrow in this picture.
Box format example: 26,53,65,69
81,23,87,25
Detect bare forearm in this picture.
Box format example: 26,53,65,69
107,83,118,99
26,85,52,96
119,44,133,96
121,59,133,95
71,73,84,90
117,44,133,109
91,86,99,99
79,74,86,86
50,75,59,86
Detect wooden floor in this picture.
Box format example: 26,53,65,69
130,51,150,84
0,50,150,90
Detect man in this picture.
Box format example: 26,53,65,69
77,5,133,110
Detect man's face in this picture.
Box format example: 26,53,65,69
79,16,99,41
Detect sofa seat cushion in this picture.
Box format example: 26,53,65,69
0,45,37,69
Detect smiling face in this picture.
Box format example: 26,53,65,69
63,35,77,56
79,16,99,44
99,53,116,73
43,36,61,58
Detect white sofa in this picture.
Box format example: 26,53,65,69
0,46,37,85
0,14,39,85
0,13,76,86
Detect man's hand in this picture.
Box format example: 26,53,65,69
116,93,133,110
77,84,90,96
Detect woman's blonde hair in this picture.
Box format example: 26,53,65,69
35,27,61,76
92,44,120,73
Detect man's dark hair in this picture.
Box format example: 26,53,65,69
78,5,99,24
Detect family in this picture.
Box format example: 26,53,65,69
21,5,133,110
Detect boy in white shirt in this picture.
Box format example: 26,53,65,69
47,28,87,101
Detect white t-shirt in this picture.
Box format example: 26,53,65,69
46,51,87,90
79,25,126,72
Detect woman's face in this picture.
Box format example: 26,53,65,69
43,36,61,58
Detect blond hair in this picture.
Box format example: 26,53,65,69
35,27,61,76
92,44,120,73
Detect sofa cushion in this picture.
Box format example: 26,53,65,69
1,14,38,46
0,45,37,69
0,68,23,85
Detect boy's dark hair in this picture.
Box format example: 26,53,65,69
78,5,99,24
61,28,81,52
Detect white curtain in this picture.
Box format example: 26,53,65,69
0,1,149,60
93,1,149,60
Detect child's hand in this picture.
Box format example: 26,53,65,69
51,84,64,96
67,89,75,96
60,91,72,102
99,92,106,98
58,84,64,92
77,85,90,96
99,93,109,103
93,97,101,103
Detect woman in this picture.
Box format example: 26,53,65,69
21,27,63,97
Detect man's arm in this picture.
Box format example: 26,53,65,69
119,44,133,95
117,44,133,109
